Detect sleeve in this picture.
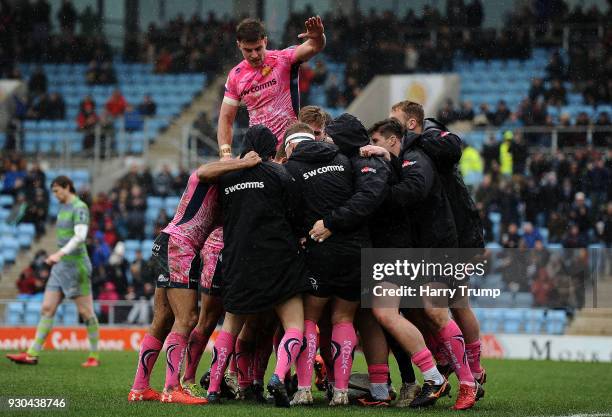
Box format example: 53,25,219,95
222,71,240,106
281,46,299,64
322,157,390,232
73,204,90,226
60,223,88,255
386,150,434,210
419,129,462,173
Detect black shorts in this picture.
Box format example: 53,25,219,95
153,232,201,290
305,244,361,302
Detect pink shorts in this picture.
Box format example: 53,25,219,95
153,232,200,290
200,227,224,292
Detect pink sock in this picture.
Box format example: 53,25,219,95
319,327,334,385
425,333,450,365
296,320,317,388
132,334,163,390
273,328,302,382
331,322,357,390
164,332,188,391
368,364,389,383
439,320,474,385
235,339,254,389
183,328,208,383
411,347,436,374
465,340,484,376
208,330,236,393
254,332,274,382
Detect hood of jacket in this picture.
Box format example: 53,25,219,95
240,124,277,160
290,140,338,163
325,113,370,156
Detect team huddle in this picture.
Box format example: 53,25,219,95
7,14,488,411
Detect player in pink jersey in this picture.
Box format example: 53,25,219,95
218,16,326,157
128,154,261,405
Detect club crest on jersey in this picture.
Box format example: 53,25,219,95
402,160,417,168
361,166,377,174
261,65,272,77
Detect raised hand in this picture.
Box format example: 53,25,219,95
298,16,324,40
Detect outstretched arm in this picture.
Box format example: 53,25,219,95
294,16,326,63
197,151,261,183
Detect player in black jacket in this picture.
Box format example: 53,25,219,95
388,101,483,410
284,120,386,406
206,125,311,408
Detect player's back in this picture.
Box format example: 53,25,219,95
162,171,221,250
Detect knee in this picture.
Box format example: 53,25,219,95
151,308,174,335
372,308,395,329
40,304,57,317
176,311,198,331
424,308,449,330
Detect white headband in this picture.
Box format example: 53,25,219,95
284,132,315,149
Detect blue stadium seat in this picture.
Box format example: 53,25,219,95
502,309,525,333
545,310,567,334
164,197,180,215
0,194,14,208
24,302,42,325
62,303,79,325
524,309,546,333
6,302,24,325
18,223,36,238
141,240,154,260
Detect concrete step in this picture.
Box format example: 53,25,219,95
566,316,612,336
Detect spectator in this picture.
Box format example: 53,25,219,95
16,250,49,296
547,211,568,244
155,48,172,73
124,105,143,132
107,242,129,295
28,66,47,97
46,93,66,120
528,78,546,102
509,131,528,174
481,134,499,172
91,230,111,269
522,222,543,248
491,100,511,126
153,165,174,197
437,99,457,125
57,0,77,34
153,208,170,236
562,224,587,248
76,100,98,149
137,94,157,116
547,79,567,106
456,100,475,121
79,5,101,36
2,161,26,196
459,142,483,178
97,281,120,322
593,112,611,147
545,50,566,80
105,89,127,117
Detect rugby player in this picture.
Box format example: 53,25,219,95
6,176,100,368
387,101,486,409
206,125,311,408
284,119,388,406
127,153,261,405
218,16,326,157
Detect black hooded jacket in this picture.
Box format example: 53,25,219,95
418,118,484,249
325,113,390,233
218,126,310,314
284,140,367,245
386,131,458,248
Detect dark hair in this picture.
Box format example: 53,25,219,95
236,18,266,43
391,100,424,127
51,175,76,193
368,118,404,138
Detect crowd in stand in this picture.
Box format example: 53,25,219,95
463,138,612,248
0,153,49,237
127,12,238,78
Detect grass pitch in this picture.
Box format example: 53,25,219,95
1,350,611,417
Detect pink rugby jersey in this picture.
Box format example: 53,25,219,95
223,47,301,144
162,171,221,251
